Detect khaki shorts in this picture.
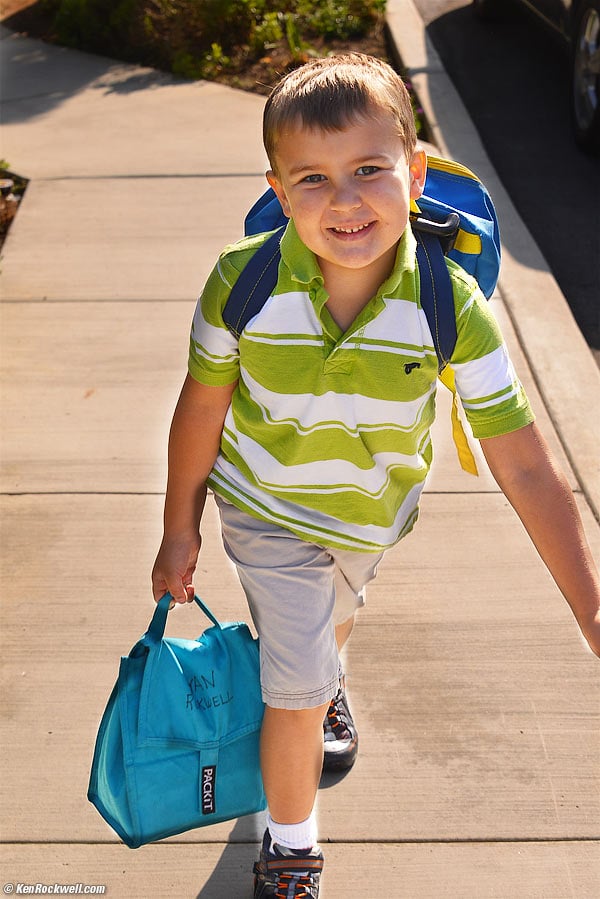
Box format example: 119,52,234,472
214,495,383,710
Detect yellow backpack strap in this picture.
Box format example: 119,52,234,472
438,366,479,476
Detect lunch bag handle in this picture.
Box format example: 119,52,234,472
145,593,222,645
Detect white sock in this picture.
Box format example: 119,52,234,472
266,811,318,852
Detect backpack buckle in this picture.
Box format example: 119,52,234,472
411,211,460,255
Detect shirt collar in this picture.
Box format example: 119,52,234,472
279,220,324,288
379,225,418,300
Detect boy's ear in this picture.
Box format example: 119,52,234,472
408,148,427,201
266,170,291,218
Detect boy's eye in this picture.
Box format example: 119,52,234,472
356,165,380,176
302,174,326,184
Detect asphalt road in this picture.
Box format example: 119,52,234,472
411,0,600,357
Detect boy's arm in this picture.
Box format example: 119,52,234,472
480,422,600,657
151,373,237,605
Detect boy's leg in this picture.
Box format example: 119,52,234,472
260,703,329,824
216,499,336,895
335,613,355,651
215,497,382,892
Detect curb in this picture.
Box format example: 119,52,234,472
386,0,600,522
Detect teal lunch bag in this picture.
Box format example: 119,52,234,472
88,594,266,848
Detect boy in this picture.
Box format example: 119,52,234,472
152,54,599,898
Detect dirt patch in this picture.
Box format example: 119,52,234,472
207,29,391,97
0,173,27,252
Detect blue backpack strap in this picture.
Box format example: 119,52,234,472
414,228,457,371
222,226,285,338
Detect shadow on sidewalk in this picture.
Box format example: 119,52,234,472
0,24,188,123
195,817,264,899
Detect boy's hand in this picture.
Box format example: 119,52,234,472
152,533,202,606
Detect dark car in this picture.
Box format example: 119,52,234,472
472,0,600,154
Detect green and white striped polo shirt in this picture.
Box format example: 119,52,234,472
189,221,534,552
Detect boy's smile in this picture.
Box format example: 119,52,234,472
266,112,426,297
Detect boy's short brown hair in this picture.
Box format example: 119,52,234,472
263,53,417,172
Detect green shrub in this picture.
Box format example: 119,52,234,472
50,0,138,56
251,11,283,54
297,0,386,40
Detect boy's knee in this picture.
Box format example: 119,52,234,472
265,703,329,725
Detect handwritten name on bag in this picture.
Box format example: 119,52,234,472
186,671,234,712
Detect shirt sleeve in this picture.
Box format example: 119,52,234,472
448,262,535,439
187,254,241,386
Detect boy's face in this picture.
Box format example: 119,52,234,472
266,111,426,287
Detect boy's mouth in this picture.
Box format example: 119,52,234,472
329,221,374,235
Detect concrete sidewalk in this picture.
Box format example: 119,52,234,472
1,0,599,895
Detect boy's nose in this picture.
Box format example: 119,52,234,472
329,181,361,212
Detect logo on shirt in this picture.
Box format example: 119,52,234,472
404,362,421,375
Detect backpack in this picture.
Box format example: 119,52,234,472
222,155,501,475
